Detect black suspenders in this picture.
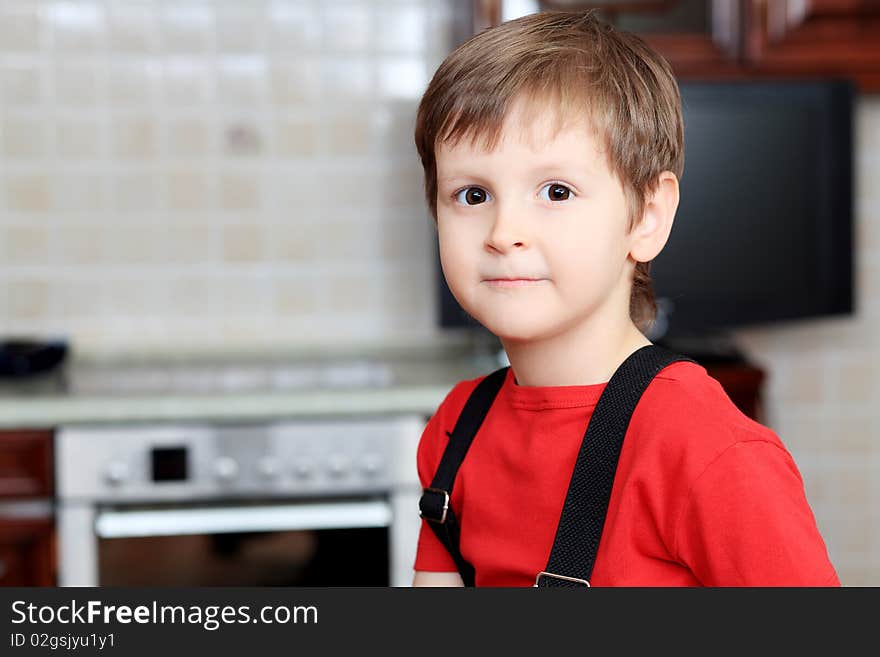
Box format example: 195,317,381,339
418,344,695,587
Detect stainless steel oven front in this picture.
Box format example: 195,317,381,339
55,417,424,587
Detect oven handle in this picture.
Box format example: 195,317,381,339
94,499,392,538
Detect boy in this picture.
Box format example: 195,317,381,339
411,10,839,586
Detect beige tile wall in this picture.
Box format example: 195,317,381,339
0,0,450,351
0,1,877,585
734,96,880,586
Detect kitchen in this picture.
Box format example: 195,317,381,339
1,0,879,587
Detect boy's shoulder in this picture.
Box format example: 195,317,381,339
636,359,785,459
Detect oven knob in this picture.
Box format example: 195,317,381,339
361,454,383,477
293,458,314,479
258,457,280,480
104,461,129,486
327,454,350,478
214,457,240,482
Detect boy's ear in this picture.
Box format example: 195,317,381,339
628,171,679,263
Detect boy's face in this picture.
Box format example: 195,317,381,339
435,99,638,344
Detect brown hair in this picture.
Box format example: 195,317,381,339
414,9,684,333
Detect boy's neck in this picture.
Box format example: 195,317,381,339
500,319,651,388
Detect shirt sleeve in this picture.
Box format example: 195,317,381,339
412,391,462,574
674,439,840,586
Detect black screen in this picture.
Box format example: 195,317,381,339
151,446,188,482
651,79,854,337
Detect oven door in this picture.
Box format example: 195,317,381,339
92,497,391,586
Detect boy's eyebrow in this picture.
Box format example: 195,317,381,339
438,163,594,186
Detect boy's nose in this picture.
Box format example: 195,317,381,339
485,205,529,253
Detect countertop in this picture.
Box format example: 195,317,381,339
0,336,504,429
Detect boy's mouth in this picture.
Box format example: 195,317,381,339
483,278,549,287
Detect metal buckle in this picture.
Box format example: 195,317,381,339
534,571,591,587
419,487,450,524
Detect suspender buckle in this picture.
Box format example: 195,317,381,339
419,487,450,524
534,571,591,587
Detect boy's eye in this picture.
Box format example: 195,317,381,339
454,187,490,206
540,183,572,202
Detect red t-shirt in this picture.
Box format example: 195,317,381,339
414,360,840,586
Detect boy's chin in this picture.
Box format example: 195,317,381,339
475,315,556,344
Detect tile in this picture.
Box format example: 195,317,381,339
163,59,214,106
374,105,418,156
1,226,49,265
321,3,372,52
167,276,224,316
112,116,158,159
1,64,45,106
834,357,878,405
325,270,379,314
51,279,104,318
321,57,371,99
48,0,105,52
0,4,43,52
381,215,435,260
223,224,267,262
51,225,105,265
165,118,211,158
107,2,159,53
53,63,100,106
1,117,47,158
219,172,262,210
102,227,160,265
325,116,372,156
104,278,167,317
215,276,273,316
275,117,318,157
5,174,50,212
216,56,268,106
55,118,103,158
267,1,321,51
270,60,320,104
159,4,214,54
8,279,50,320
270,220,323,264
377,56,428,100
52,173,108,212
219,119,265,157
274,276,320,316
216,7,265,53
375,5,426,53
108,60,160,105
114,171,159,212
377,163,428,207
156,225,220,264
166,170,212,211
320,218,373,263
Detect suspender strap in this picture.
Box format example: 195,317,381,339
418,366,509,587
536,344,695,587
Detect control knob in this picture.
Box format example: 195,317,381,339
361,453,383,477
293,458,315,480
214,456,240,483
327,454,350,478
104,461,129,486
258,456,280,480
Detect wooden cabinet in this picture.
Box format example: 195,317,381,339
741,0,880,91
476,0,880,91
0,430,56,586
0,430,53,498
0,516,55,586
